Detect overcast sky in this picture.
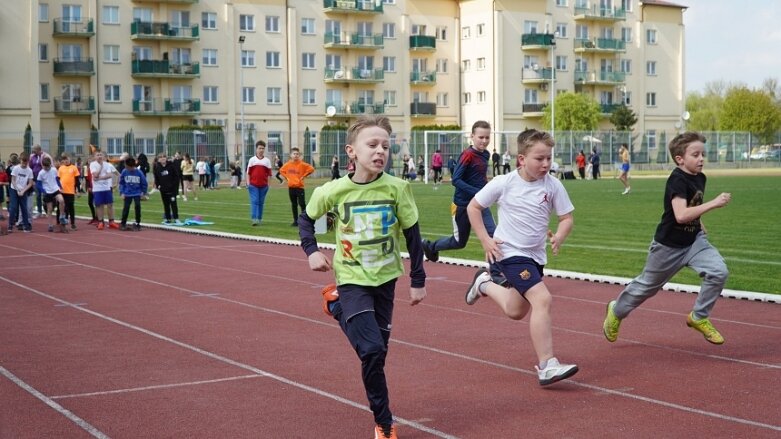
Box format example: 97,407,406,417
683,0,781,93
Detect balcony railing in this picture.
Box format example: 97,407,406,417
600,103,622,114
410,102,436,117
131,21,199,41
410,70,436,85
53,58,95,76
132,98,201,116
52,18,95,37
574,70,626,85
323,0,383,14
53,97,96,115
574,38,626,52
521,67,554,84
324,67,384,83
521,33,555,49
574,6,627,21
323,32,383,49
324,102,385,116
131,60,200,78
522,103,546,114
409,35,436,51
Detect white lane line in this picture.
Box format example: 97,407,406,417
0,366,110,439
50,375,263,400
0,276,459,439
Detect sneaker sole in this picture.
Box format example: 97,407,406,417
539,365,579,386
465,268,488,305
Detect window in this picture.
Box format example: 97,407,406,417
133,84,152,103
436,58,448,74
302,89,316,105
241,50,255,67
265,16,280,33
240,14,255,32
267,132,283,150
646,29,657,44
600,91,614,105
575,58,588,72
412,91,427,103
524,21,538,34
326,89,342,106
171,85,191,103
601,27,614,39
382,56,395,72
267,87,281,104
620,59,631,74
357,21,373,36
462,59,471,72
60,44,82,61
38,44,48,62
383,0,395,4
171,48,191,65
302,53,315,69
103,45,120,63
301,18,315,35
621,27,632,42
623,91,632,105
39,3,49,21
556,23,568,38
169,11,190,28
436,26,447,41
106,138,123,156
325,54,341,70
576,24,589,40
646,92,656,107
477,91,486,103
202,12,217,30
203,86,218,103
382,22,396,38
555,55,568,71
646,130,657,149
646,61,656,76
202,49,217,66
477,23,485,36
463,92,472,104
524,89,538,104
556,0,567,5
621,0,633,12
104,84,120,102
133,46,152,61
40,83,49,101
357,55,374,71
103,6,119,24
461,26,470,39
325,19,341,36
266,51,281,68
411,24,426,36
477,58,486,70
383,90,396,106
523,55,538,69
242,87,255,104
411,58,427,73
135,138,156,156
436,92,448,107
133,8,152,22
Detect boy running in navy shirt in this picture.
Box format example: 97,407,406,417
298,115,426,439
118,157,148,231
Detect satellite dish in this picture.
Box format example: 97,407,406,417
326,106,337,117
682,111,691,121
674,121,682,129
334,70,344,79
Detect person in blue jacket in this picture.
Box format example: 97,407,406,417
118,157,148,231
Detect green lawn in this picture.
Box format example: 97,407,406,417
77,174,781,294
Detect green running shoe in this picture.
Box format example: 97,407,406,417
686,312,724,345
603,300,621,342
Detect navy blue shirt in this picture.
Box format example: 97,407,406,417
451,147,490,207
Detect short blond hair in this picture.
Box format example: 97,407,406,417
347,115,392,145
516,129,554,155
668,131,706,159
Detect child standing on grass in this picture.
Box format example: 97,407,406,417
118,157,148,231
279,147,315,227
298,115,426,439
464,129,579,386
37,156,68,233
246,140,272,226
603,132,731,345
153,153,182,225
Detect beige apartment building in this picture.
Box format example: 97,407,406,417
0,0,684,160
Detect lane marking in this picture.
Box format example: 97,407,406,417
51,374,263,400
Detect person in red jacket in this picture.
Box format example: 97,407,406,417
246,140,272,226
279,147,315,227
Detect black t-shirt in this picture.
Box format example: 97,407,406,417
654,167,706,247
492,152,500,163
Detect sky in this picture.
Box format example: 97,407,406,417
683,0,781,93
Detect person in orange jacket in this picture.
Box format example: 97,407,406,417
279,147,315,226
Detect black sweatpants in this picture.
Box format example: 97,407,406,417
160,190,179,221
288,187,306,223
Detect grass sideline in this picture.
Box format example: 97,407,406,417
74,172,780,295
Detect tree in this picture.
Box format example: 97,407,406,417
57,120,65,156
609,104,637,131
686,91,723,132
23,123,32,154
543,92,600,131
719,87,781,144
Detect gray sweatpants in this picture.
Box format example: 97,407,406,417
613,232,728,321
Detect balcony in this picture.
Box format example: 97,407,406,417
132,98,201,116
132,0,198,3
521,67,554,85
52,18,94,38
53,58,95,76
600,103,622,114
324,67,384,83
410,102,436,118
323,0,383,14
324,102,385,117
132,60,200,78
574,38,626,53
521,33,555,50
522,103,546,116
574,6,627,22
131,21,199,41
410,70,436,85
574,70,626,85
409,35,436,52
53,97,96,115
323,32,383,50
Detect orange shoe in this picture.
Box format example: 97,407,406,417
97,222,105,230
321,283,339,316
108,221,120,230
374,424,397,439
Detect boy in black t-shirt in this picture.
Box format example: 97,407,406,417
603,132,732,345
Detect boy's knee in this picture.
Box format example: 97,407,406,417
701,263,728,284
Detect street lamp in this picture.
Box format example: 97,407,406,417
550,31,558,140
238,35,246,170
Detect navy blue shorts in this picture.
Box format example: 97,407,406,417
497,256,544,295
93,190,113,206
337,279,396,331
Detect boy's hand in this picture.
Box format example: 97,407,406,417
308,251,333,272
481,236,503,263
409,287,427,306
713,192,731,208
548,230,561,255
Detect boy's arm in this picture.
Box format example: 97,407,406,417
402,223,426,288
466,197,501,263
451,157,480,197
671,193,731,225
299,212,332,272
549,213,573,256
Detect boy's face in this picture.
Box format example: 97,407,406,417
346,126,390,176
61,157,70,165
159,155,167,165
518,142,553,180
255,145,265,158
676,141,706,175
471,127,491,152
95,152,105,163
20,159,29,168
291,151,301,161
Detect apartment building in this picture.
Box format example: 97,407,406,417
0,0,684,159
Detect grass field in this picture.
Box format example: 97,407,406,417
75,173,781,294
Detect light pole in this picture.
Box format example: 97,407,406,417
550,31,558,140
238,35,246,170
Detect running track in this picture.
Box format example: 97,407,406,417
1,221,779,438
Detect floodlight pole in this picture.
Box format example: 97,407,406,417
551,32,557,140
239,36,246,172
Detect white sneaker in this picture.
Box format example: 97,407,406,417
149,188,157,194
465,268,490,305
622,187,630,195
535,357,578,386
182,195,187,201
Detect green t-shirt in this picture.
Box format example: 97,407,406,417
306,173,419,287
